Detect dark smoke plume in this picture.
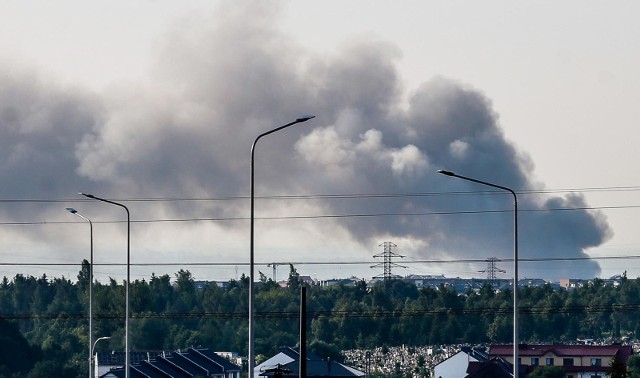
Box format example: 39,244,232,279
0,2,611,280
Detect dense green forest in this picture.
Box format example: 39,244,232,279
1,261,639,377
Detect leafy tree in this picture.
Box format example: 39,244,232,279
309,340,343,362
131,278,152,312
529,365,565,378
287,264,302,293
0,318,39,375
627,355,640,378
130,314,170,350
27,360,80,378
609,353,629,378
149,273,173,312
487,314,510,342
171,269,199,314
76,259,91,294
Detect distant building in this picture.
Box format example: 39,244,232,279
300,275,317,286
401,275,513,293
402,274,446,288
603,275,625,287
519,278,547,287
318,277,361,287
559,278,589,290
193,280,232,291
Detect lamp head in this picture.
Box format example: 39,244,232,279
79,192,96,199
66,207,78,214
437,170,455,177
296,115,315,123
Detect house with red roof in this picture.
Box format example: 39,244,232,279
489,344,633,377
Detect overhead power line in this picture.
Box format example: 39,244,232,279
2,204,640,226
3,253,640,268
3,303,640,321
2,186,639,225
1,185,640,204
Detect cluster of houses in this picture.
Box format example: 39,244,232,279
96,348,242,378
95,347,366,378
102,272,634,377
434,343,634,378
94,343,634,377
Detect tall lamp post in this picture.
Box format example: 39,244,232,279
249,115,315,378
437,170,519,377
91,336,111,378
66,207,94,378
79,193,131,378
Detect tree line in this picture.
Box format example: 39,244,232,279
1,261,639,377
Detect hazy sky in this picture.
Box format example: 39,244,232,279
1,1,639,283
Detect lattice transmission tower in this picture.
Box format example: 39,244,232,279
478,257,506,287
371,242,407,281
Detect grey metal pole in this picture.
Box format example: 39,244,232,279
249,116,315,378
66,208,93,378
299,286,306,378
437,170,519,377
91,336,111,378
79,193,130,378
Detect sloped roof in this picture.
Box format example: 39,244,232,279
163,354,208,376
490,344,633,360
97,351,164,366
179,348,240,373
466,359,513,378
102,366,154,378
150,357,192,377
278,346,322,361
135,361,174,377
100,348,240,378
467,356,525,378
256,353,296,374
433,346,489,371
259,359,365,377
461,346,489,362
256,346,326,374
257,347,364,378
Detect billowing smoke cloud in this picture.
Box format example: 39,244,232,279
0,2,611,280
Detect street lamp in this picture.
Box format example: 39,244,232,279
79,193,131,378
91,336,111,378
66,207,94,378
437,170,519,377
249,115,315,378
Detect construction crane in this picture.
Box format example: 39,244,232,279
266,263,288,281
